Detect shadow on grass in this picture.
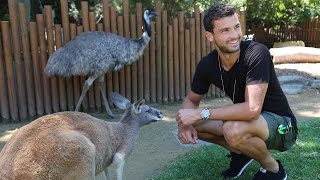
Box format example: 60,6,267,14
152,118,320,180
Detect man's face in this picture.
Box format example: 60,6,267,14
207,13,242,53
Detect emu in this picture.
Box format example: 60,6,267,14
45,9,157,118
0,92,163,180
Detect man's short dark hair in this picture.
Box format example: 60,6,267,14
203,3,237,32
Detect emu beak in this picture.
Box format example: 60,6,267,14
151,11,158,17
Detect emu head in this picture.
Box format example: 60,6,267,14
110,92,163,127
143,8,158,37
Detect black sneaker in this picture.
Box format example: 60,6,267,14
253,160,287,180
222,152,254,178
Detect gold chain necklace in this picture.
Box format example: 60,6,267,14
218,55,239,102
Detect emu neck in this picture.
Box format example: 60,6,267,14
144,18,151,37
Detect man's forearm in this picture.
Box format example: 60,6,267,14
209,102,260,121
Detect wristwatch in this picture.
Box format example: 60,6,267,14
200,108,210,120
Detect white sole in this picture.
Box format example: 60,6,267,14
234,159,254,179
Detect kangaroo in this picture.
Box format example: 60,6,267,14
0,92,163,180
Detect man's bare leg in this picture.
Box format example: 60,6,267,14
222,115,278,172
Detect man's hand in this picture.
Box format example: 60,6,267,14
178,124,198,144
176,109,202,126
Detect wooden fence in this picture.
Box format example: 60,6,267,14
0,0,247,122
249,18,320,48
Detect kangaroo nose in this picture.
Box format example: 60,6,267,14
157,112,163,119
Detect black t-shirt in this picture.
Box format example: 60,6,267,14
191,40,297,131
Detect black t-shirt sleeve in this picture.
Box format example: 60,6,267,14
191,58,211,95
245,43,271,85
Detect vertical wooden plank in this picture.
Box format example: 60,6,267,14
18,3,36,117
123,0,131,101
81,1,95,111
45,5,60,113
8,0,27,120
173,18,180,101
194,5,201,64
70,23,81,112
162,10,168,103
136,3,144,100
103,0,110,32
240,10,246,39
110,6,119,95
206,32,211,98
61,0,74,110
142,19,150,101
60,0,70,42
103,0,113,106
179,12,185,99
131,14,138,102
167,25,174,102
117,15,126,98
150,22,156,103
29,22,44,116
200,13,206,60
37,14,52,114
54,25,67,111
185,29,191,95
156,0,162,102
0,26,10,120
76,25,89,111
1,21,19,121
89,11,100,111
190,18,196,82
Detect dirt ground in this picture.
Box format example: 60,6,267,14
0,63,319,180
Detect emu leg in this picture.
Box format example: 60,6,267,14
75,75,97,111
98,75,118,118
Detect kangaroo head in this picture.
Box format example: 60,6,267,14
110,92,163,126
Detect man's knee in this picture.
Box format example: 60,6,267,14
223,121,248,148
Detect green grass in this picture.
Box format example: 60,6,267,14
152,118,320,180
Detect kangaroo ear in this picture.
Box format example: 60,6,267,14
110,92,131,109
133,99,145,113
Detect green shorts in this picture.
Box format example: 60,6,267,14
262,111,297,152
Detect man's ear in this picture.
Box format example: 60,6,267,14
205,31,214,42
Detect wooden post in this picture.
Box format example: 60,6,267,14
54,25,67,112
185,29,191,96
173,18,180,101
150,22,156,103
70,23,81,112
45,5,60,113
123,0,131,101
1,21,19,121
29,22,44,116
18,3,36,117
156,0,162,103
131,14,138,102
194,5,201,64
179,12,185,99
162,10,168,103
81,1,95,111
8,0,28,120
136,3,144,100
89,11,100,111
37,14,52,114
110,6,119,96
0,27,9,121
59,0,71,111
167,25,174,102
117,15,126,98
